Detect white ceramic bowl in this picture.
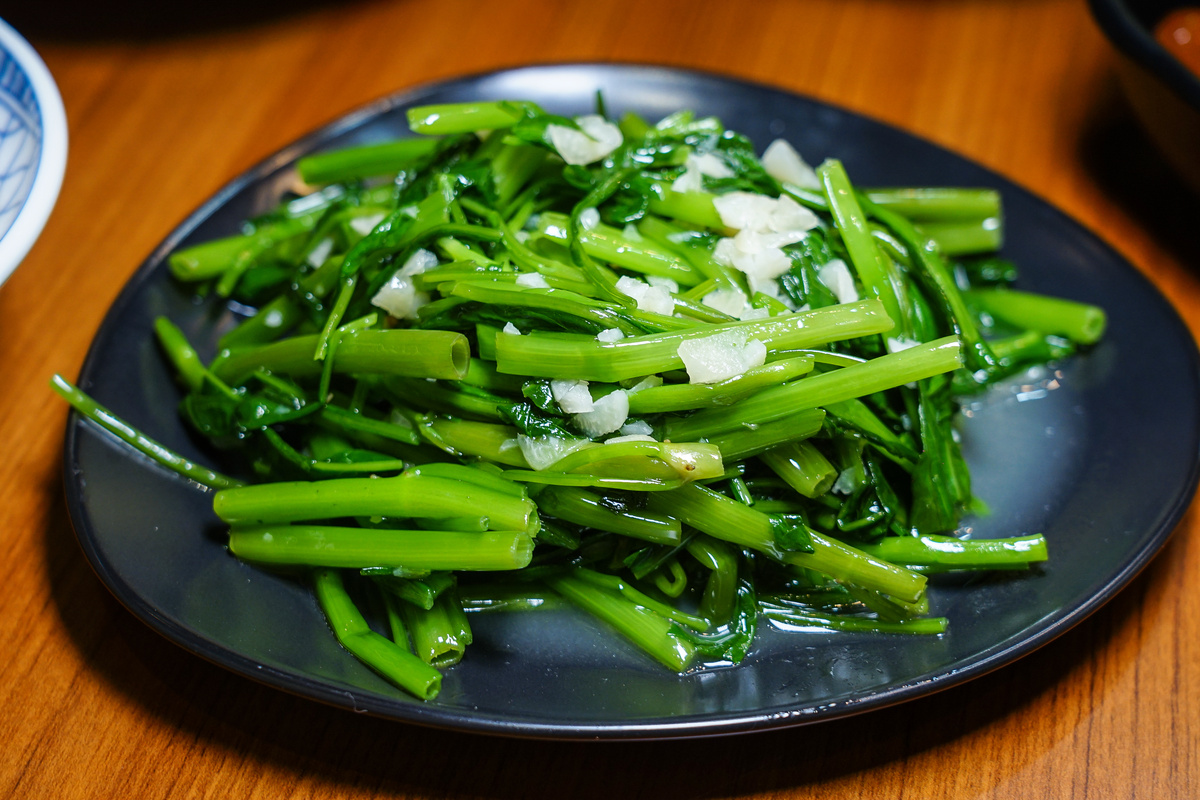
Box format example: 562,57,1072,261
0,17,66,286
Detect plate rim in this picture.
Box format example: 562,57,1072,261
62,61,1200,740
0,17,68,286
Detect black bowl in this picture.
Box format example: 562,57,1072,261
1089,0,1200,192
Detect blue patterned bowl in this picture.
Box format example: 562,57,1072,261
0,18,66,286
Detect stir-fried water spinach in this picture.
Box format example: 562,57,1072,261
55,99,1105,700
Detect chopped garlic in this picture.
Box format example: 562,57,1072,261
748,275,793,308
306,237,334,268
515,435,591,470
671,151,735,192
574,390,629,437
388,409,415,430
712,237,737,266
646,275,679,293
761,139,821,189
817,259,859,304
693,152,734,178
551,379,594,413
831,468,858,495
605,433,657,444
515,272,550,289
641,286,675,315
714,233,792,287
502,322,522,335
677,330,767,384
618,419,655,437
728,235,793,281
615,275,644,297
546,115,623,165
710,192,818,288
739,305,771,321
627,375,663,394
887,336,922,353
671,169,699,193
770,195,820,237
349,212,386,237
579,207,601,230
406,249,439,273
713,191,818,238
701,286,748,317
596,327,625,342
615,275,675,316
370,248,438,319
713,192,780,230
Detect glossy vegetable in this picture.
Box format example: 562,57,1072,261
54,99,1106,699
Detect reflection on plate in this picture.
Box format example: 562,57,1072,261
63,64,1200,739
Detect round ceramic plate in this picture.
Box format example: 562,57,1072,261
63,64,1200,739
0,17,68,285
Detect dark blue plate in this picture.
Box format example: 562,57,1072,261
62,64,1200,739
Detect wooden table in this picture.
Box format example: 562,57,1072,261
2,1,1197,797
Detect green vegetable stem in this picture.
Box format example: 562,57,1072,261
51,98,1106,701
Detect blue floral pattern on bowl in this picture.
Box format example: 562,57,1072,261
0,48,41,242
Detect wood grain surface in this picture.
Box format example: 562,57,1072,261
1,0,1197,797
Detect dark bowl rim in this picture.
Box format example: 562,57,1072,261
1088,0,1200,109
